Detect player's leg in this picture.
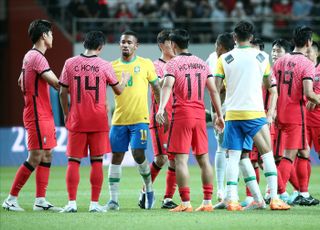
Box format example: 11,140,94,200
162,156,177,209
253,122,290,210
214,131,226,201
107,125,129,210
61,131,87,213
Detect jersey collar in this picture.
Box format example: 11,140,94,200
81,53,97,58
179,52,192,56
31,48,45,56
158,58,166,63
121,55,137,64
290,52,304,56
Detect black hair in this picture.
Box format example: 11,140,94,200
250,37,265,51
169,29,189,49
293,26,313,48
272,38,293,53
217,32,234,51
121,30,138,43
234,20,255,42
28,19,52,44
83,31,105,50
157,29,172,44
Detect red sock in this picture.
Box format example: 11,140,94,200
36,162,51,198
288,161,300,191
277,157,293,192
307,159,311,185
10,161,34,196
66,160,80,201
277,166,286,194
296,157,309,192
179,187,190,202
164,167,176,199
150,161,161,183
203,184,213,200
90,160,103,202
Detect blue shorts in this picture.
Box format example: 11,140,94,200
222,118,267,151
110,123,149,152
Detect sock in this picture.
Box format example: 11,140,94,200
276,157,293,193
277,166,286,194
214,150,226,192
307,159,311,186
66,160,80,201
36,162,51,198
203,184,213,201
90,159,103,202
150,161,161,183
245,166,260,197
289,159,300,191
10,161,34,197
164,167,176,199
138,159,152,192
261,152,278,199
240,158,263,202
296,156,309,193
300,192,310,198
179,187,190,202
108,164,121,203
226,150,241,202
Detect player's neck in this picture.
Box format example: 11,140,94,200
293,47,307,56
33,44,47,55
160,54,173,62
175,48,189,55
83,49,99,56
236,41,251,48
122,54,136,62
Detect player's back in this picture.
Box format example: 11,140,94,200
165,53,210,120
61,54,117,132
22,49,53,122
273,52,315,124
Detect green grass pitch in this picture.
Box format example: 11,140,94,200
0,165,319,230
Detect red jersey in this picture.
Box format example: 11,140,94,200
273,52,315,124
307,64,320,127
149,58,173,128
59,54,119,132
165,53,211,120
21,49,54,122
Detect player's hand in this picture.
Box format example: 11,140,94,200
215,116,224,133
306,101,316,111
121,72,131,85
156,108,165,125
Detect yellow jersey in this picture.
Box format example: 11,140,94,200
111,56,158,125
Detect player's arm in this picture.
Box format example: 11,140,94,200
41,70,60,91
59,86,69,124
303,79,320,105
208,76,224,132
150,79,161,103
111,72,130,95
158,77,165,88
266,86,278,123
156,75,174,125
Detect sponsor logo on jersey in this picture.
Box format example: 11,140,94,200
256,53,265,63
225,54,234,64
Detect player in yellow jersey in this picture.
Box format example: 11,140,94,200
106,31,162,210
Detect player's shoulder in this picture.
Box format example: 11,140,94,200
137,56,154,66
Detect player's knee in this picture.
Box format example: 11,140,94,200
132,149,145,164
155,155,168,167
41,150,52,162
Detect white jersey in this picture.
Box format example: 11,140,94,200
206,51,218,75
214,46,271,121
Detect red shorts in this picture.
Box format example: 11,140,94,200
307,126,320,153
24,120,57,150
275,123,308,155
167,118,208,155
67,131,111,158
150,125,174,161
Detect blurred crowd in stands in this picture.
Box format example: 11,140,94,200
41,0,320,43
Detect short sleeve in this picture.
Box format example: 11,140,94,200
164,59,176,78
263,61,271,78
33,54,50,75
59,61,69,87
214,57,225,79
105,62,119,86
302,61,315,81
147,59,158,83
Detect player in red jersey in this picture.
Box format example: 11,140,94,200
147,30,178,209
156,29,224,212
274,26,320,206
59,31,129,212
2,20,61,212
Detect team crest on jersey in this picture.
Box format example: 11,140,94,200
225,54,234,64
256,53,265,63
134,66,140,73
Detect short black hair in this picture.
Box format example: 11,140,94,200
83,31,105,50
28,19,52,44
293,26,313,48
121,30,138,43
157,29,172,44
216,32,234,51
250,37,265,51
234,20,255,42
169,29,189,49
272,38,293,53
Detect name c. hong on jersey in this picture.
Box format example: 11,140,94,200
73,65,100,73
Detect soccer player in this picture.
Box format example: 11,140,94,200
59,31,129,213
106,30,161,210
148,30,177,209
274,26,320,206
2,19,61,212
207,32,235,202
156,29,224,212
214,20,290,211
